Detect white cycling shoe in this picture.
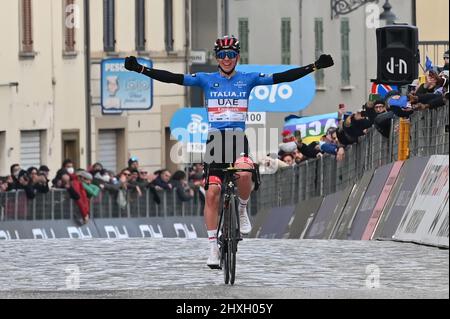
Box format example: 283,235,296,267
207,245,221,269
239,206,252,235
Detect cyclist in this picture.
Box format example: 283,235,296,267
124,35,334,268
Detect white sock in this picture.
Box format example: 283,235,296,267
238,197,249,213
207,230,218,246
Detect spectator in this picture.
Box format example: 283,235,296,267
27,166,49,194
128,156,139,171
69,172,90,224
7,168,36,200
372,100,395,138
188,163,204,187
38,165,51,179
294,131,322,159
280,153,294,166
438,50,449,73
170,170,194,202
292,148,306,164
52,159,76,188
89,162,104,177
341,111,372,141
151,169,172,191
278,130,298,155
77,170,101,199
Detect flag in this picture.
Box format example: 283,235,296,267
371,83,398,97
425,56,434,72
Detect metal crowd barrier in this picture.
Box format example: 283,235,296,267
1,104,448,221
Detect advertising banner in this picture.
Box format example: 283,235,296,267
394,155,449,248
373,157,429,240
101,58,153,113
236,65,316,112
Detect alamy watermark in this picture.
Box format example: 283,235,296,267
65,4,80,29
65,264,80,289
365,264,381,288
366,4,381,29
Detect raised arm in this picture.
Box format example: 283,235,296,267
272,54,334,84
124,56,184,85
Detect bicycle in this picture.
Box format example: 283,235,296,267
204,163,261,285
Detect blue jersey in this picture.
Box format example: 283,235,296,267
183,71,274,131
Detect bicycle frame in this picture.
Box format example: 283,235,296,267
204,164,258,285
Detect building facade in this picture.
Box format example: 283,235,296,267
0,0,87,175
0,0,190,176
88,0,189,174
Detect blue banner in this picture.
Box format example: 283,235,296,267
284,112,338,144
236,65,316,112
101,58,153,113
169,108,209,144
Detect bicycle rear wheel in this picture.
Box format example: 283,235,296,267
221,206,230,285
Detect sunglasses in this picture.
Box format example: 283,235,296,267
216,50,238,59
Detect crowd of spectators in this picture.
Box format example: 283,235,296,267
0,156,204,224
269,51,449,169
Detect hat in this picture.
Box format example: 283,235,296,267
128,156,139,166
77,170,93,181
281,130,296,143
279,130,298,153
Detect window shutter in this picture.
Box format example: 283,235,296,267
64,0,76,52
104,0,116,52
22,0,33,52
135,0,146,51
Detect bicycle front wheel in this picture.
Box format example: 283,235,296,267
228,195,238,285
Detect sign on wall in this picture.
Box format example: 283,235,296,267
101,58,153,113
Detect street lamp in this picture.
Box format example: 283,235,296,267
379,0,397,25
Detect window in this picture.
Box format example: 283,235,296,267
103,0,116,52
281,18,291,65
98,130,119,172
341,18,351,86
63,0,77,53
20,0,34,54
21,131,42,169
314,18,324,87
238,18,249,64
135,0,146,51
165,0,173,52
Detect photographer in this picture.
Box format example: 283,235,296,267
27,167,49,194
372,100,395,138
7,169,36,200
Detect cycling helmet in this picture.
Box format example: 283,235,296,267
214,35,240,53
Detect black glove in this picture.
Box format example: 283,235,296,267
315,54,334,69
125,56,143,73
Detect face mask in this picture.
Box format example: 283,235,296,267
67,167,75,175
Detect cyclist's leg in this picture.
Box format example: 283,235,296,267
234,156,254,234
205,175,222,268
204,176,222,231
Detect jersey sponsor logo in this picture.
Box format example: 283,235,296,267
234,80,247,89
210,91,247,98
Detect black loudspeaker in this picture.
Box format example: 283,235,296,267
376,25,419,86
